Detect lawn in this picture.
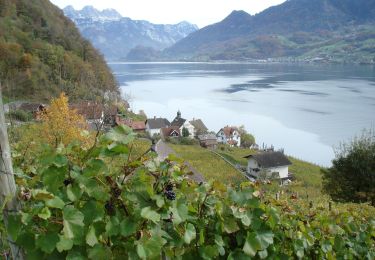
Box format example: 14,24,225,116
212,145,325,200
170,144,246,185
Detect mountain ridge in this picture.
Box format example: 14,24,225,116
164,0,375,63
63,5,198,60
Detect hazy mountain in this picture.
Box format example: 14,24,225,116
63,5,122,21
164,0,375,63
0,0,118,101
63,6,198,60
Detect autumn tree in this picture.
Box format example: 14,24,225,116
40,93,89,147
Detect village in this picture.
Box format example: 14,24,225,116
4,99,294,184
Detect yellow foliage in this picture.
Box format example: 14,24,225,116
39,93,90,147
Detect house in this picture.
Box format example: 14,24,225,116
217,126,241,147
70,102,118,130
244,151,292,181
190,118,208,137
116,117,146,132
160,126,181,140
170,111,195,137
198,134,218,149
145,117,171,137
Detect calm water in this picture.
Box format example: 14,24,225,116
109,62,375,166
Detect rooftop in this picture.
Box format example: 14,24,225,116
244,151,292,168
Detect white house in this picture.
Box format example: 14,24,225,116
244,151,292,180
170,111,195,138
216,126,241,147
146,117,170,137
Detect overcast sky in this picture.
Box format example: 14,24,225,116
50,0,286,28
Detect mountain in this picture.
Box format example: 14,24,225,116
164,0,375,63
63,5,122,22
0,0,118,101
63,6,198,60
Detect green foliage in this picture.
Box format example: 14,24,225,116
182,127,190,138
0,0,118,101
241,133,255,148
322,130,375,205
1,126,374,258
167,137,198,146
6,109,33,122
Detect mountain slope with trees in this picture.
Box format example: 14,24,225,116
0,0,118,101
164,0,375,63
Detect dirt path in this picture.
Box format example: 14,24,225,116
155,140,205,183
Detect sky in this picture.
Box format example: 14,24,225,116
50,0,286,28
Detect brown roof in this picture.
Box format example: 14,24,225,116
190,119,208,133
70,102,104,120
116,117,145,131
244,152,292,168
220,126,240,138
161,126,181,137
70,102,117,120
131,121,146,130
146,118,170,129
104,105,118,117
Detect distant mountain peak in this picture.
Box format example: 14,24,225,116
63,5,122,21
222,10,252,24
228,10,250,17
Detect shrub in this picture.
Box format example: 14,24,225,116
322,129,375,205
6,109,33,122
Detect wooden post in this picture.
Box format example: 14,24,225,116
0,84,24,259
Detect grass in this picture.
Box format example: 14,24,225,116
170,144,246,185
207,145,325,200
216,145,256,166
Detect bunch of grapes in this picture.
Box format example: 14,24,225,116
105,200,116,216
164,183,176,201
63,179,73,186
111,186,122,198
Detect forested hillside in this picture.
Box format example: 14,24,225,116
0,0,118,101
164,0,375,63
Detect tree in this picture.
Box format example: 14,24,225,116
182,127,190,137
322,129,375,205
238,125,255,148
40,93,89,147
241,133,256,148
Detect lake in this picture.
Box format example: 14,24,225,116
109,62,375,166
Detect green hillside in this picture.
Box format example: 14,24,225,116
170,144,246,184
0,0,118,101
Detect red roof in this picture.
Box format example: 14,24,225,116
116,117,145,131
131,121,146,130
161,126,181,137
221,126,239,138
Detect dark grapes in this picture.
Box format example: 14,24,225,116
105,201,115,216
165,183,173,191
63,179,72,186
112,187,121,198
164,190,176,200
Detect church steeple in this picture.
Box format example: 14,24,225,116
177,110,181,119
